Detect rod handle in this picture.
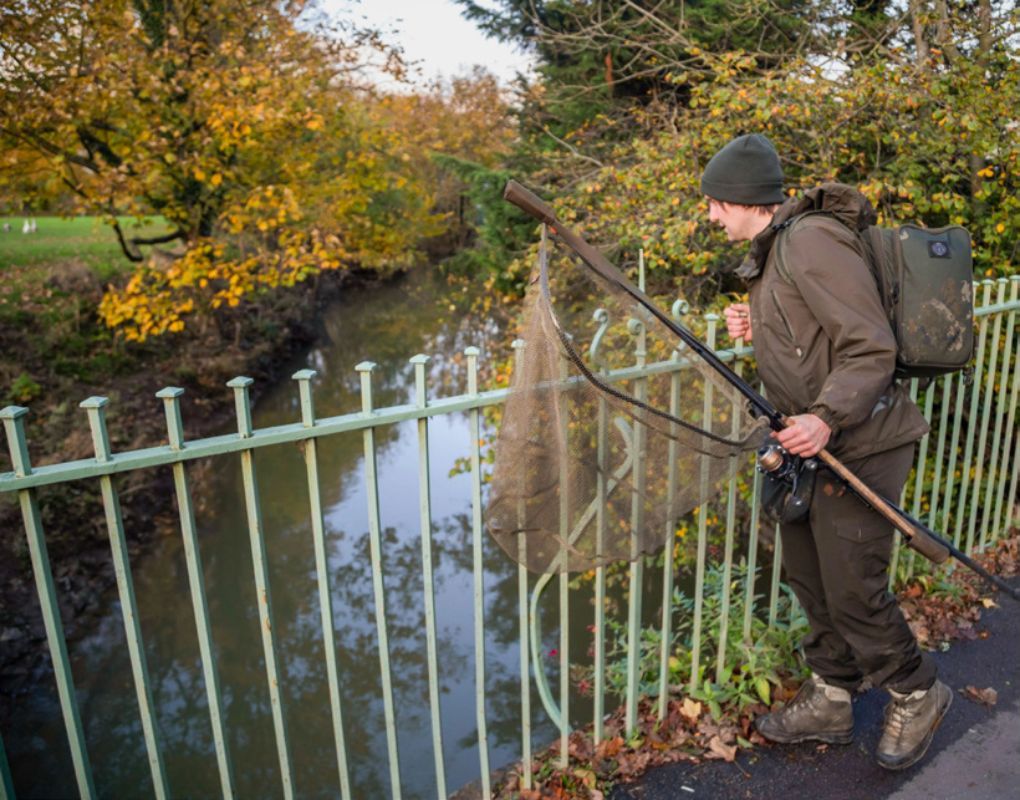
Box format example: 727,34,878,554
903,527,952,564
816,449,950,564
504,180,559,227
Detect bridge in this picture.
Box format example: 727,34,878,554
2,274,1018,799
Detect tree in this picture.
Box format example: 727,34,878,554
0,0,441,340
453,0,1020,299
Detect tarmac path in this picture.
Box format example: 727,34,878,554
611,575,1019,800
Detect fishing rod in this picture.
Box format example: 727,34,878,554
503,179,1020,602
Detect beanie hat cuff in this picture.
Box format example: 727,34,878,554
700,177,785,206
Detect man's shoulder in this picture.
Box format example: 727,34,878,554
786,212,860,245
780,213,867,268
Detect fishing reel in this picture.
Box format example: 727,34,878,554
757,443,818,525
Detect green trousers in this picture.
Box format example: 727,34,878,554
779,442,936,693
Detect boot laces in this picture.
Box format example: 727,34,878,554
884,693,921,741
787,678,823,714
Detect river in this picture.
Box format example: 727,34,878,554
7,268,672,798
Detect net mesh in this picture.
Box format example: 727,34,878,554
486,230,769,574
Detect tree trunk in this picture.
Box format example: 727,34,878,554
909,0,929,69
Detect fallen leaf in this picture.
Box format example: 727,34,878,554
980,597,998,609
705,734,737,762
572,767,596,789
680,697,702,723
568,733,593,761
595,736,624,760
961,685,998,707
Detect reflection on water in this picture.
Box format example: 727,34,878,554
5,270,540,798
6,269,668,798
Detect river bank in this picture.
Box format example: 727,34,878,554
0,264,412,714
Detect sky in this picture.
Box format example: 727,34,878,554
322,0,535,87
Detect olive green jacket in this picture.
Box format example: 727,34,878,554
736,184,929,461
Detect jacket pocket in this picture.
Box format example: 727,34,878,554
770,288,804,359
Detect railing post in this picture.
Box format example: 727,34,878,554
1,406,96,800
967,279,1007,553
409,354,449,799
985,276,1019,543
356,361,403,800
624,310,647,734
954,280,994,552
588,310,609,743
511,338,533,786
657,298,688,719
227,376,294,799
465,346,493,793
155,386,235,799
689,314,718,691
81,396,169,800
995,276,1020,533
715,332,744,682
291,369,354,800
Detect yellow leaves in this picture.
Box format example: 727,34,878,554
679,698,702,723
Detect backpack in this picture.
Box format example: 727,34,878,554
774,212,974,380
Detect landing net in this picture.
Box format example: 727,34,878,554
486,229,769,574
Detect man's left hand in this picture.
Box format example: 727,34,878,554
772,414,831,457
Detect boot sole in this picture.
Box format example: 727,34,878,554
754,718,856,751
756,728,855,746
876,689,953,771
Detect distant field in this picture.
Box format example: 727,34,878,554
0,216,171,279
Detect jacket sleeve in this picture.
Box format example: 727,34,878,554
782,220,896,436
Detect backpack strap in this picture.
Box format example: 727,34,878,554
770,210,837,284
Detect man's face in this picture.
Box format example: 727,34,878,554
707,198,763,242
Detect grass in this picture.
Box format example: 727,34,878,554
0,215,170,280
0,216,172,398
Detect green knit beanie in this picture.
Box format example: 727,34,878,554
700,134,785,205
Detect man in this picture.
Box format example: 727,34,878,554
700,133,951,770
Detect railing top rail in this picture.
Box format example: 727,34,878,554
0,345,751,493
2,288,1017,494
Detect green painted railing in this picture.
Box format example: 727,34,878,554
1,274,1018,799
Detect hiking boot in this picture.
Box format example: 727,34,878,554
876,679,952,771
755,674,854,745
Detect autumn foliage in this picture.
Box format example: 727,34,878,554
464,3,1019,299
0,0,512,340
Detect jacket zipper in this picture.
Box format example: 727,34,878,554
770,288,803,358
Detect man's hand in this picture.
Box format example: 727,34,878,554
772,414,831,457
723,303,752,342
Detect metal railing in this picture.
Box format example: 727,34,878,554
1,274,1018,799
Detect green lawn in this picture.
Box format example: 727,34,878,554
0,216,171,280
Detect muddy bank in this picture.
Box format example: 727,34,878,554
0,267,399,720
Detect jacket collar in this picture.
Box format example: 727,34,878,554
735,182,878,281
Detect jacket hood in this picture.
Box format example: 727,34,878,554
736,182,878,280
